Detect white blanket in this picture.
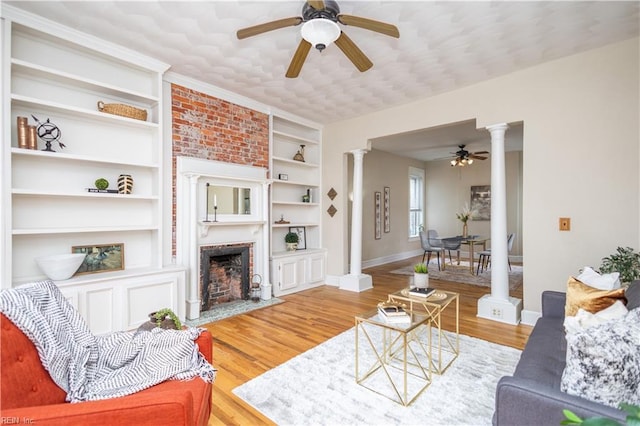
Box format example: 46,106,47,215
0,280,216,402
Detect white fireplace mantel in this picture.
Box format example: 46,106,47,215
176,157,271,320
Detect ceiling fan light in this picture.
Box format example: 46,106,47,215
301,18,341,51
468,158,473,165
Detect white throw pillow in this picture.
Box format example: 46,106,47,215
563,300,628,335
577,266,621,290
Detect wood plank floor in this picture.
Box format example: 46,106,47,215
203,256,532,425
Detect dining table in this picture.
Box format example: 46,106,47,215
443,235,489,275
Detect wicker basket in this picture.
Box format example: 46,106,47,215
97,101,147,121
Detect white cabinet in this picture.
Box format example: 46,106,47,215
271,250,326,296
270,115,325,295
1,12,183,330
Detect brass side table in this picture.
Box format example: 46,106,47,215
387,289,459,374
354,309,432,406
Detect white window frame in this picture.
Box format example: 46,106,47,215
408,166,425,239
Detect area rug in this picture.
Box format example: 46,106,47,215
184,297,283,327
233,326,521,426
390,261,523,290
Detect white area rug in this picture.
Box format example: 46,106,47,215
233,326,521,426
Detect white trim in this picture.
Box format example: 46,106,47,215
520,309,541,326
361,249,423,269
0,5,169,73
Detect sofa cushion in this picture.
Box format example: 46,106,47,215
565,277,626,316
626,280,640,310
561,307,640,408
576,267,620,290
563,300,628,335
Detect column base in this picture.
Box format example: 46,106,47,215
477,294,522,325
186,299,201,320
339,274,373,292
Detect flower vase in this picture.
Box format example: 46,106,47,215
462,222,468,238
118,174,133,194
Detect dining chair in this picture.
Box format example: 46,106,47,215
476,233,515,274
442,236,463,267
420,230,445,270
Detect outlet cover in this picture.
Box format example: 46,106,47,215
559,217,571,231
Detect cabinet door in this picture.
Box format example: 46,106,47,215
277,257,305,291
308,253,325,284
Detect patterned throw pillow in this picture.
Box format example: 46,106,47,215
561,308,640,407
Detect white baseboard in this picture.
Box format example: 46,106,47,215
325,275,341,287
520,309,541,326
361,249,423,269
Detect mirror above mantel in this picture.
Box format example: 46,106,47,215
207,184,251,216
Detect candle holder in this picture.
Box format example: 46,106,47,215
203,183,211,222
213,205,218,222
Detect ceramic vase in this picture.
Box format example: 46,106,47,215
118,174,133,194
414,272,429,289
462,222,468,238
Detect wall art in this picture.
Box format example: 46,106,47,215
384,186,390,233
72,243,124,275
374,191,382,240
470,185,491,220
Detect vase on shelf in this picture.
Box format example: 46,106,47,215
118,174,133,194
462,222,468,238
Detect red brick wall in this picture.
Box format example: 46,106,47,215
171,84,270,253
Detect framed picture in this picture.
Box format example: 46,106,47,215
374,191,382,240
383,186,390,233
470,185,491,220
289,226,306,250
72,243,124,275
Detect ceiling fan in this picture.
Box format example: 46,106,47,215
236,0,400,78
449,145,489,167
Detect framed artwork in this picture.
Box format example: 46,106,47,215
374,191,382,240
383,186,390,233
289,226,306,250
470,185,491,220
72,243,124,275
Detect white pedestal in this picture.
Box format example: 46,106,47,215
477,294,522,325
260,283,272,300
339,274,373,292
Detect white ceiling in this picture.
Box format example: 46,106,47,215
5,1,638,160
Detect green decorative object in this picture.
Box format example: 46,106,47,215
414,263,428,274
599,246,640,284
152,308,182,329
95,178,109,190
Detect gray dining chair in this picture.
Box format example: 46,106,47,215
420,230,445,270
476,233,515,274
441,236,463,266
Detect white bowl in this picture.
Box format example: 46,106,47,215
35,253,86,281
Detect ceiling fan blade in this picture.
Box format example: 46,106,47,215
286,39,312,78
473,151,489,155
338,14,400,38
334,32,373,72
469,154,488,160
237,17,302,39
307,0,325,10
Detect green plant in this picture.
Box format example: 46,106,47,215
285,232,299,244
562,403,640,425
94,178,109,190
414,263,428,274
599,246,640,284
153,308,182,329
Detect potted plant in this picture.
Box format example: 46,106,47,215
285,231,299,251
599,246,640,285
413,263,429,288
152,308,182,329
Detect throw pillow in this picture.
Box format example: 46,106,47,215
576,267,621,290
565,277,626,317
561,308,640,408
563,300,628,335
626,280,640,310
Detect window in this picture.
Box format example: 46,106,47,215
409,167,424,238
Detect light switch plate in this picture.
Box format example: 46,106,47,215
559,217,571,231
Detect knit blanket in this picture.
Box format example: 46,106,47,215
0,280,216,402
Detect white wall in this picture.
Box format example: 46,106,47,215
322,38,639,314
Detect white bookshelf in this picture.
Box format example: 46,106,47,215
1,12,183,334
270,115,326,296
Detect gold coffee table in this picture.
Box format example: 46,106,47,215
354,309,432,406
387,289,459,374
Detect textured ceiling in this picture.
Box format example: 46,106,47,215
6,0,639,129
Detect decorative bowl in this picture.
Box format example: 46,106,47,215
35,253,86,281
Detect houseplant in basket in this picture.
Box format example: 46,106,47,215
285,232,299,251
413,263,429,288
137,308,182,333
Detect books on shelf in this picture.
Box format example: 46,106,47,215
87,188,119,194
408,287,436,298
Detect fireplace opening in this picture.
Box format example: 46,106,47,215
200,244,251,312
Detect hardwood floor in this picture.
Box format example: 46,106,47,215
203,256,532,425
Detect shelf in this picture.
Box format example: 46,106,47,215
198,220,266,237
272,156,319,168
12,189,158,200
11,94,158,129
12,225,158,235
272,179,318,188
272,222,319,228
11,148,159,168
271,248,326,258
12,59,159,105
272,129,319,145
272,201,319,207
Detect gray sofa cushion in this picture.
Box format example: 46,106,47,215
626,280,640,310
514,317,566,389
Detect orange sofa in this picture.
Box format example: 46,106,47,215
0,313,213,425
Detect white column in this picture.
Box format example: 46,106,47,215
339,149,373,292
261,181,272,299
186,173,201,319
477,123,522,324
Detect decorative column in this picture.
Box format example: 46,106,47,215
339,149,373,292
185,173,201,320
477,123,522,324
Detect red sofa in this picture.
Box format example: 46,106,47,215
0,313,213,425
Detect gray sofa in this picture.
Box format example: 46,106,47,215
493,281,640,426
